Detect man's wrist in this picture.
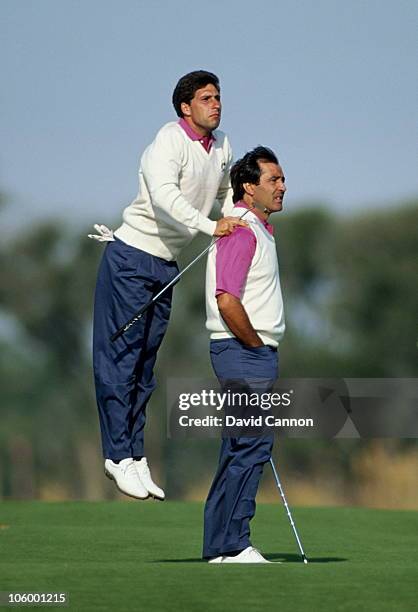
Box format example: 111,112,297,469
236,334,264,348
199,217,217,236
242,340,264,348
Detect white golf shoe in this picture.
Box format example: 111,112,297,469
134,457,165,500
211,546,273,564
104,458,149,500
208,556,223,564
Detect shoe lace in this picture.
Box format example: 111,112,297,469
139,458,151,477
121,461,136,477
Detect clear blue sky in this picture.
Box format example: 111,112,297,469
1,0,417,230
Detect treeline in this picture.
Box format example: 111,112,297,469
0,201,417,506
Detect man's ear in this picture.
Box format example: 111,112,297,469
181,102,191,117
243,182,255,196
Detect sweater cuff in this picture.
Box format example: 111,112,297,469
197,217,217,236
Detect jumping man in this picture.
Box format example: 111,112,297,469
91,71,247,500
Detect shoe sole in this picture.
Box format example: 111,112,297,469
221,561,279,564
149,492,165,501
218,561,280,564
104,469,149,500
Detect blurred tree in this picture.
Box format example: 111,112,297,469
0,221,103,498
328,201,418,376
0,201,417,503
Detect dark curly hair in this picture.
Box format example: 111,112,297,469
172,70,220,118
230,146,279,203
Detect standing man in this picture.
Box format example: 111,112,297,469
91,71,247,500
204,146,286,563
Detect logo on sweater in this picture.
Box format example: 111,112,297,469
221,161,226,171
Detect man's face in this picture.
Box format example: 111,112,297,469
253,162,286,213
181,84,221,135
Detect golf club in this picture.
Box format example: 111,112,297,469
110,208,252,342
270,457,309,564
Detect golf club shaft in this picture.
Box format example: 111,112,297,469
270,457,309,564
110,239,217,342
110,209,251,342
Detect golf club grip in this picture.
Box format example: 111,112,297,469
110,299,154,342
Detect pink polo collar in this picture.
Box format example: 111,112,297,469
178,118,216,153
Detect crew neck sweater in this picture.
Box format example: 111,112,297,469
114,121,234,261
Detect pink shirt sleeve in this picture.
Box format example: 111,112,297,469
215,227,256,299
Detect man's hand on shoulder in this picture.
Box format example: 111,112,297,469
214,217,249,237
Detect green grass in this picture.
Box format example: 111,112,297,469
0,501,417,611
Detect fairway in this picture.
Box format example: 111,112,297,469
0,502,417,611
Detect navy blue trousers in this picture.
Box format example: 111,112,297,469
93,238,178,460
203,339,278,558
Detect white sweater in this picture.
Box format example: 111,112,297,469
206,207,285,347
114,122,234,261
